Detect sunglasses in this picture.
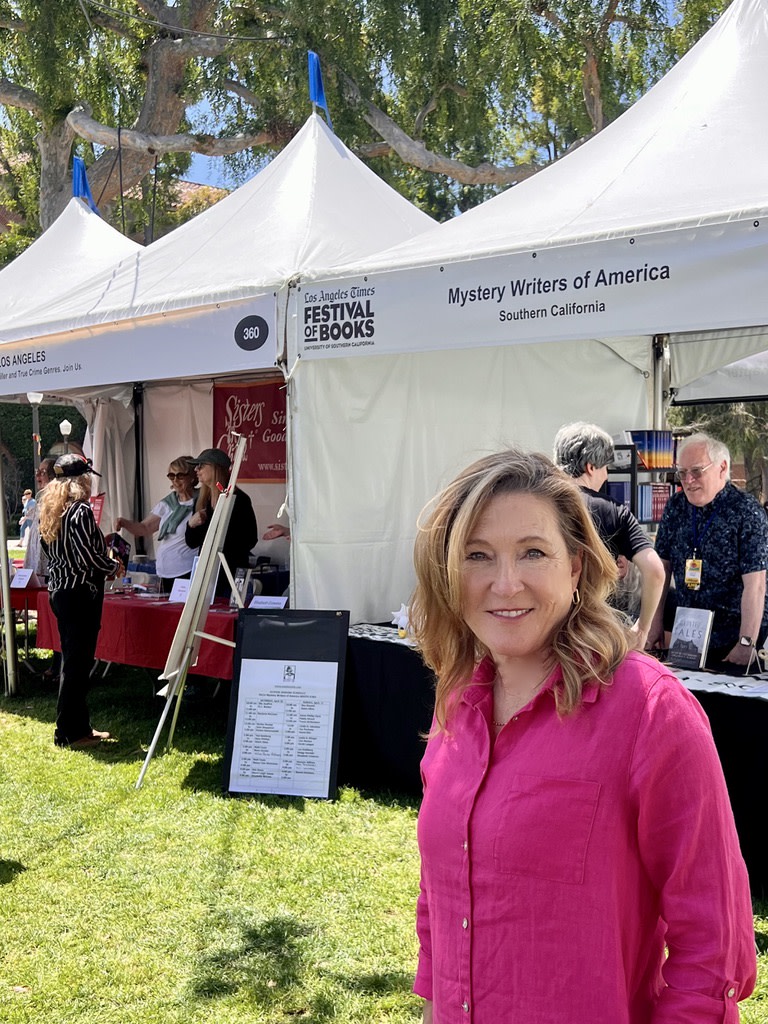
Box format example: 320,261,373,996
167,472,192,480
673,463,713,483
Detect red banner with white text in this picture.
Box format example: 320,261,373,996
213,378,286,483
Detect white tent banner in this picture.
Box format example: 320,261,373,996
297,218,768,360
0,296,276,397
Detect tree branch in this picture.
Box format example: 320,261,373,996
0,16,28,31
413,83,468,138
66,103,278,156
134,0,180,25
223,78,261,109
0,79,43,116
340,73,538,186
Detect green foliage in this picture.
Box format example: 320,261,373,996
667,401,768,496
0,0,732,230
0,402,87,515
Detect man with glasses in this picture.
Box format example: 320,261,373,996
554,422,666,650
648,432,768,667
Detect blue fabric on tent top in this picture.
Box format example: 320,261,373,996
308,51,333,131
72,156,100,215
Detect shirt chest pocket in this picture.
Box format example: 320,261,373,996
492,774,600,885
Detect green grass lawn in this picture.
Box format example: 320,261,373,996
1,650,766,1023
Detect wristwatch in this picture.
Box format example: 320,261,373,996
739,635,754,647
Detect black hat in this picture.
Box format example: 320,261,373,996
191,448,231,470
54,454,102,478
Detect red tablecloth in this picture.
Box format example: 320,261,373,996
36,592,238,678
7,585,46,612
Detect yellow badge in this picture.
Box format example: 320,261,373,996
684,558,703,590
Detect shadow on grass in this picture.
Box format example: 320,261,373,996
2,661,232,761
182,758,309,815
192,913,314,1001
331,968,415,996
0,859,26,885
191,911,414,1020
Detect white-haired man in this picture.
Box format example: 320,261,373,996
648,432,768,667
554,422,665,650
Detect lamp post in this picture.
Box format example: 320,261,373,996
59,418,72,454
27,392,43,474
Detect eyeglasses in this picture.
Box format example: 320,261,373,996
674,463,713,483
167,472,191,480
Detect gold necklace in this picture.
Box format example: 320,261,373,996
493,666,552,727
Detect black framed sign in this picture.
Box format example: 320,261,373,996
223,609,349,799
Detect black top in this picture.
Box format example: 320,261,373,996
580,486,652,561
184,487,258,591
42,500,118,591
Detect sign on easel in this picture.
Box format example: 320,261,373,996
223,609,349,799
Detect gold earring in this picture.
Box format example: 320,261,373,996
572,588,581,606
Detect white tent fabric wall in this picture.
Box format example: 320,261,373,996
671,326,768,403
290,339,652,623
139,381,212,558
85,394,136,533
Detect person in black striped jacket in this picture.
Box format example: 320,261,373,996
39,454,121,749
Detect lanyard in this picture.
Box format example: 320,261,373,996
691,506,717,558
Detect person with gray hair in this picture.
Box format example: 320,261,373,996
554,422,665,650
648,431,768,666
553,421,615,478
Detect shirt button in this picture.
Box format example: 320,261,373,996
462,917,469,929
727,987,736,998
462,840,468,851
462,1001,469,1012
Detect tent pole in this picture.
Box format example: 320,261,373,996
652,334,669,429
0,432,19,696
132,383,145,555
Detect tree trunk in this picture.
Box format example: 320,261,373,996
37,120,77,228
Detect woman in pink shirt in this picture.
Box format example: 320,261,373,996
410,448,755,1024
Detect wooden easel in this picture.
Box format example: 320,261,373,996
136,434,247,789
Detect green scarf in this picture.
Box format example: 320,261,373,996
157,492,193,540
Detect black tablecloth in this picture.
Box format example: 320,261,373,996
693,692,767,898
339,632,434,795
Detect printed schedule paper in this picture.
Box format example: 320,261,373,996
223,608,349,800
228,659,338,797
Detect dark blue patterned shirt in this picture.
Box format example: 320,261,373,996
655,482,768,648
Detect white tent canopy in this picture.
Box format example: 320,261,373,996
295,0,768,366
0,197,141,329
288,0,768,623
0,114,435,549
0,115,435,395
0,199,142,527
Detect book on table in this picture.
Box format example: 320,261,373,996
668,606,714,669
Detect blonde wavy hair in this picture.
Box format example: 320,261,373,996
39,477,92,544
411,448,629,728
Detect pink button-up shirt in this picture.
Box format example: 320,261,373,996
414,652,755,1023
